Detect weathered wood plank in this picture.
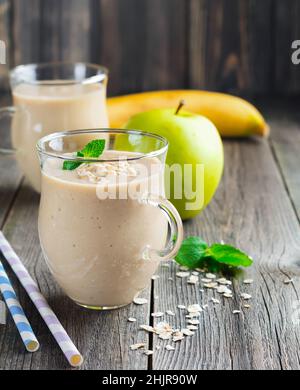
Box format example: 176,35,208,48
11,0,93,65
152,137,300,369
0,181,151,370
92,0,188,96
189,0,273,95
274,0,300,95
0,94,22,227
262,98,300,221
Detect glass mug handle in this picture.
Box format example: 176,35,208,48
139,195,184,262
0,106,16,155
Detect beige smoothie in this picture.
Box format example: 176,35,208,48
38,151,168,308
12,82,108,192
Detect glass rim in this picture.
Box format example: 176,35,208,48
36,129,169,163
10,62,108,86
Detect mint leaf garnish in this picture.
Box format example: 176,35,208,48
80,139,106,158
175,236,208,269
63,139,106,171
206,244,253,267
175,236,253,274
62,160,82,171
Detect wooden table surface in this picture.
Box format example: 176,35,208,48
0,95,300,370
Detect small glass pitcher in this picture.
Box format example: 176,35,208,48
0,62,109,192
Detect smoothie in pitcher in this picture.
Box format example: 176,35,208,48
12,82,108,191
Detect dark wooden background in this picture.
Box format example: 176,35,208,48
0,0,300,97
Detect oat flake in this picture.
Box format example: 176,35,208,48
134,297,148,305
128,317,137,322
166,345,175,351
130,343,146,350
176,272,190,278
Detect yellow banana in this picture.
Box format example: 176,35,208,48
107,90,269,137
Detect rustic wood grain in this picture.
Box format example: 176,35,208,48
91,0,188,96
11,0,93,65
0,180,152,370
4,0,300,96
152,136,300,369
188,0,273,95
274,0,300,95
261,98,300,221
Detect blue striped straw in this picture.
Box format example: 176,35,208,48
0,260,39,352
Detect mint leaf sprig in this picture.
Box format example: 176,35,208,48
63,139,106,171
175,236,253,275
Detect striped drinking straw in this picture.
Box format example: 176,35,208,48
0,231,83,367
0,260,39,352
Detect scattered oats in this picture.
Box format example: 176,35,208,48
161,263,170,268
177,305,186,310
134,297,148,305
166,310,175,316
206,273,216,279
192,271,199,276
188,275,199,284
284,279,293,284
199,289,204,293
159,333,172,340
233,310,241,314
218,286,233,296
179,266,190,271
203,282,218,289
243,304,251,309
152,275,160,280
166,345,175,351
173,331,185,342
144,350,154,356
241,293,252,300
211,298,220,304
188,312,201,317
187,325,198,330
128,317,137,322
176,271,190,278
151,312,164,318
182,328,194,336
216,285,228,294
168,277,174,281
140,325,155,333
243,279,253,285
155,322,173,334
217,278,232,285
203,304,209,309
187,304,202,313
201,278,212,283
188,319,200,325
130,343,146,350
154,322,173,340
223,293,233,298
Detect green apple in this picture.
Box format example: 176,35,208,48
122,107,224,220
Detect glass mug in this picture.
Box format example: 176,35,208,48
37,129,183,310
0,62,109,192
